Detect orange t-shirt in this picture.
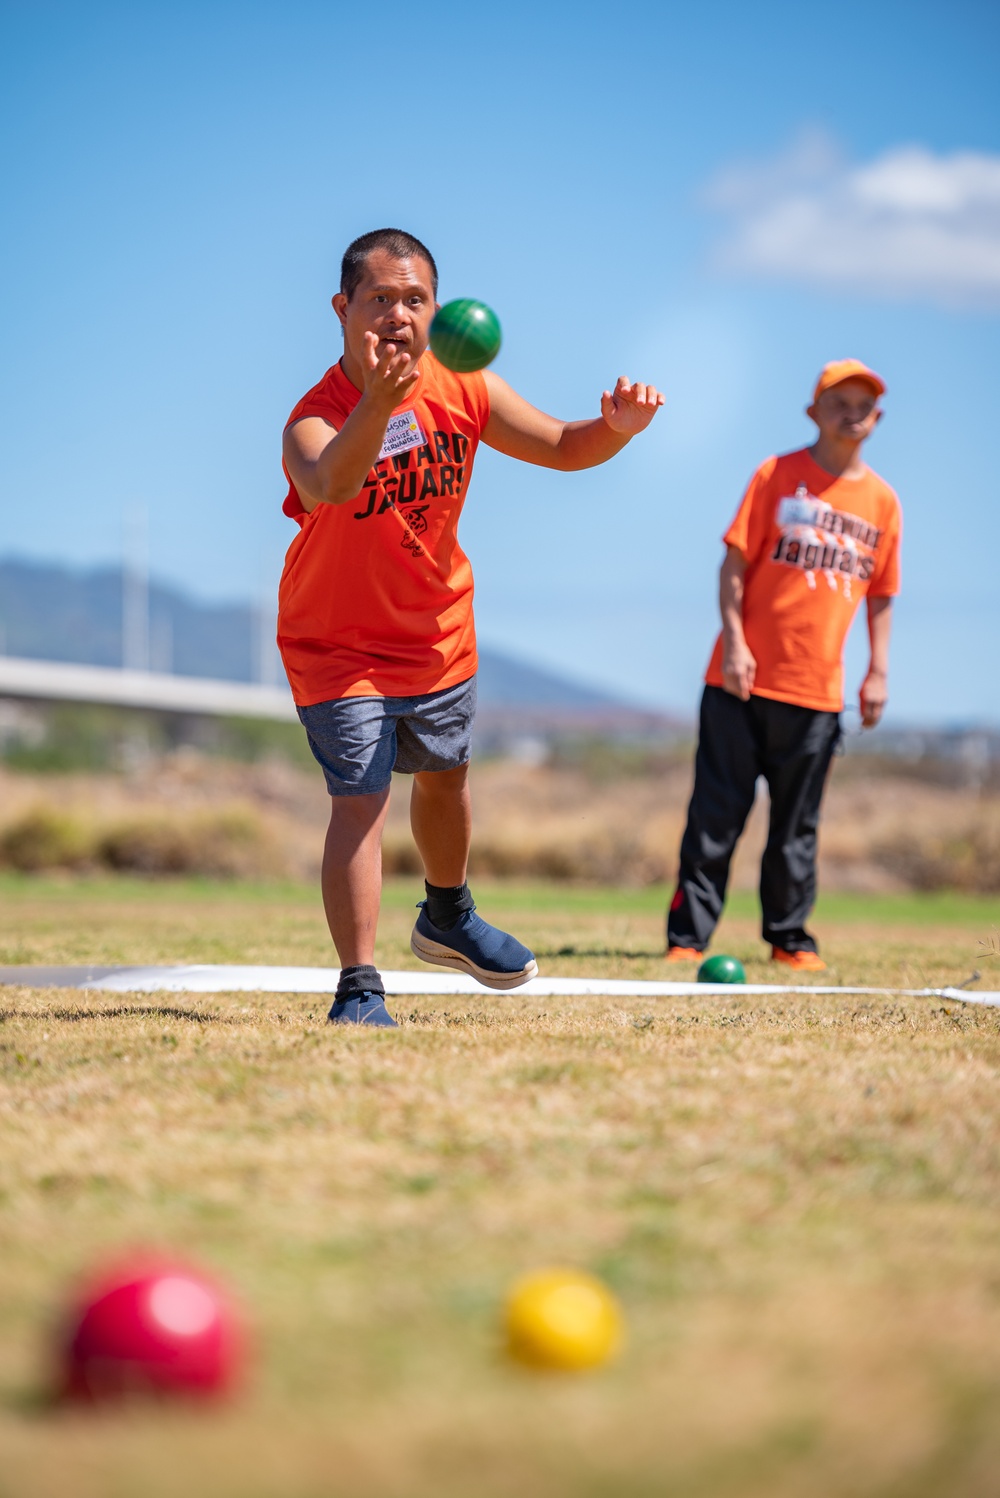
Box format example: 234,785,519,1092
705,449,902,712
277,353,490,705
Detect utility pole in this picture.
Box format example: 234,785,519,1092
123,504,150,673
254,558,279,686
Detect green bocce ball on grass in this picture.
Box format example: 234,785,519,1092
430,299,502,373
697,954,746,985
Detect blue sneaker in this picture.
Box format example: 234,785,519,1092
410,902,537,990
327,991,398,1027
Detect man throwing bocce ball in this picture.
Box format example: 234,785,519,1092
666,360,901,972
279,228,663,1025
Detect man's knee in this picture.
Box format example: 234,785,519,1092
327,787,390,830
412,762,469,797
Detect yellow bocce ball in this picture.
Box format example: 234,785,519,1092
504,1268,624,1371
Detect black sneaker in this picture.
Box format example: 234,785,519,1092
410,902,537,990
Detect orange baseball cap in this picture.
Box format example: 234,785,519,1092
812,359,886,403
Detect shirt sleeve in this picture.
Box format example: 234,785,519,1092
466,370,490,433
722,458,776,565
284,405,340,432
867,493,902,597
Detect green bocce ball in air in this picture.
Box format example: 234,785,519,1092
430,299,502,373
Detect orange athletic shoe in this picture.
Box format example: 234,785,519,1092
665,946,702,963
771,947,827,972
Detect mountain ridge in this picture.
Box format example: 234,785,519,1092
0,556,656,716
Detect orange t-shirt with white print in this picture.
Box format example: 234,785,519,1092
705,449,902,713
277,353,490,706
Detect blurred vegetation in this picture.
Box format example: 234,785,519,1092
212,714,316,767
545,736,693,782
3,704,1000,892
2,705,159,772
874,819,1000,893
4,702,996,790
0,805,283,879
0,702,316,773
835,747,1000,792
0,807,92,872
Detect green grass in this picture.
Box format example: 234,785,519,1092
2,870,994,924
0,877,998,1497
0,874,994,991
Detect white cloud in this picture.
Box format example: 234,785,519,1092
703,129,1000,308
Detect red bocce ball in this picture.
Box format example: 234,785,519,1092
59,1258,244,1402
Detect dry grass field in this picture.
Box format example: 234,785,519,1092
1,874,999,1498
2,749,999,891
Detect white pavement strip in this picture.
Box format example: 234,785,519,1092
0,965,997,1007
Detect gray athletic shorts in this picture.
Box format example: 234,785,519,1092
297,674,477,797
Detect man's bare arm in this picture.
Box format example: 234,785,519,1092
283,408,384,512
860,595,892,728
283,335,419,512
482,371,663,471
719,545,757,701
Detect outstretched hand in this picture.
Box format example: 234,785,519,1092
600,376,664,435
361,330,420,413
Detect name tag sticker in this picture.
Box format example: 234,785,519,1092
379,411,425,461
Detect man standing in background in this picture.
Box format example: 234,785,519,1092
666,360,902,972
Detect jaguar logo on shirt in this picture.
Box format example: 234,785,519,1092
399,504,430,556
772,485,882,597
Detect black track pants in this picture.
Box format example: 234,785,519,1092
667,686,841,954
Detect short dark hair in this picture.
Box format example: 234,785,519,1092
340,228,438,301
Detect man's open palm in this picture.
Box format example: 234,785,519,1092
601,376,664,434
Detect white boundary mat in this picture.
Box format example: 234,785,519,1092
0,965,996,1007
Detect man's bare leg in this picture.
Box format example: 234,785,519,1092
321,788,391,967
409,763,471,884
408,762,537,989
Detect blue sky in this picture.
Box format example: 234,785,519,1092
1,0,998,722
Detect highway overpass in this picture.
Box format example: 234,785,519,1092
0,655,297,722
